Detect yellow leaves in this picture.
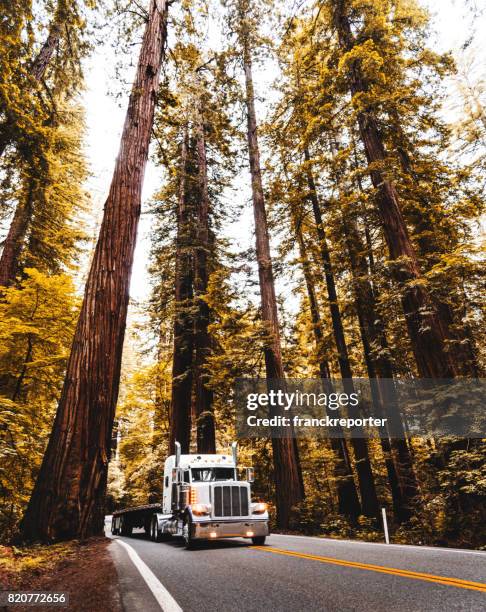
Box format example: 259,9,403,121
0,268,79,406
338,39,385,85
0,269,80,537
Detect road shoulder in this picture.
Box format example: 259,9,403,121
1,537,122,612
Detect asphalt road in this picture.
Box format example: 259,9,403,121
106,522,486,612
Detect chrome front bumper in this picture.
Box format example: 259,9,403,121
193,519,269,540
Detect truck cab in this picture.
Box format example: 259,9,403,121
162,452,240,514
161,442,269,548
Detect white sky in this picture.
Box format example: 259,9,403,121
79,0,486,306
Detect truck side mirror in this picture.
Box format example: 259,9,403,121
246,467,254,483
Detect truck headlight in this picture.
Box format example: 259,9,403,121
192,503,211,516
251,502,267,515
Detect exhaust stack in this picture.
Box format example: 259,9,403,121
231,441,238,467
175,441,181,467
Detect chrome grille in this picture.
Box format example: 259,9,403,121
213,485,249,517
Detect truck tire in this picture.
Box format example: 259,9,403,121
151,516,162,542
251,536,266,545
182,515,195,550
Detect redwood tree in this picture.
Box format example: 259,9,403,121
0,181,35,287
292,213,361,519
20,0,169,542
0,0,91,288
331,0,466,379
168,128,196,455
236,0,304,528
194,108,216,454
304,151,380,518
0,1,64,161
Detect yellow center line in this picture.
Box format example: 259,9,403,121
251,546,486,593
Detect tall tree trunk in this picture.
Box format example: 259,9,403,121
341,208,419,521
31,21,62,81
169,128,195,456
194,112,216,454
332,0,462,379
20,0,169,543
294,216,361,518
304,150,380,518
331,134,420,521
0,15,62,160
241,29,304,529
0,180,34,287
394,142,481,377
0,12,69,285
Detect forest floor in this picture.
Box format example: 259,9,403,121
0,537,122,612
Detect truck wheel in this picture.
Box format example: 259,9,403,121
251,536,266,545
182,515,195,550
151,516,161,542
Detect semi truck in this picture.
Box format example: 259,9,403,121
111,441,269,549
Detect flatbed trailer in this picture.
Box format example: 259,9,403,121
112,503,162,536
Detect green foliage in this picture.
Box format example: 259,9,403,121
0,0,94,157
435,445,486,547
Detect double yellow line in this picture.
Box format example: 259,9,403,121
252,546,486,593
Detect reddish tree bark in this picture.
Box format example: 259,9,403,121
294,218,362,518
304,151,379,518
394,142,481,377
329,135,420,520
241,24,304,528
341,208,419,521
0,181,34,287
20,0,169,542
332,0,463,379
169,129,195,456
31,21,62,81
193,112,216,454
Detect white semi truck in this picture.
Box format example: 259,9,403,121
111,442,269,548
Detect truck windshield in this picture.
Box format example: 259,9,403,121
191,468,235,482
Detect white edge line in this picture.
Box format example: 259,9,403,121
270,533,486,556
115,538,183,612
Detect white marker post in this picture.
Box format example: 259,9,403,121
382,507,390,544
